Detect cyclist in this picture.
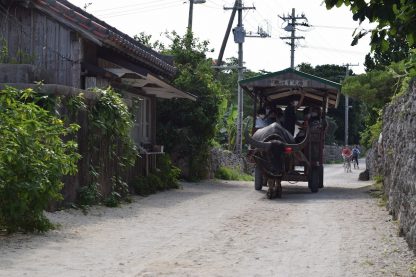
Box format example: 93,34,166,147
352,145,361,169
341,145,352,172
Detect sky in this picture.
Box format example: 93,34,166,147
67,0,372,74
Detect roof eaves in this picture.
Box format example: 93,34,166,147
240,67,341,90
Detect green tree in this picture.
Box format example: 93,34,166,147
324,0,416,49
296,63,364,144
342,51,416,147
364,36,411,71
215,57,258,150
150,32,224,180
342,70,395,146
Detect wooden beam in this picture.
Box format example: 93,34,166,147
98,47,154,77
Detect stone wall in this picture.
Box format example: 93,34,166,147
367,80,416,252
323,145,343,163
208,148,253,178
381,81,416,252
365,142,383,180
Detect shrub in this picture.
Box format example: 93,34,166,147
0,87,80,232
77,182,102,207
103,192,120,207
131,176,154,196
102,176,131,207
131,155,181,196
157,155,181,189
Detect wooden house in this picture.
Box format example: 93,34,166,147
0,0,196,202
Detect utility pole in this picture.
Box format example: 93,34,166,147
343,63,359,146
222,1,255,155
236,0,245,155
187,0,206,32
279,8,308,68
217,0,238,66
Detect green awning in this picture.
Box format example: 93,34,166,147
239,68,341,108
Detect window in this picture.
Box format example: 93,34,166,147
132,97,152,146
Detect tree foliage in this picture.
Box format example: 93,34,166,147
364,36,411,71
342,49,416,147
215,57,257,150
148,32,224,180
324,0,416,49
296,63,364,144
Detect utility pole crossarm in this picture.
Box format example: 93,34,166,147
223,6,255,10
280,36,305,39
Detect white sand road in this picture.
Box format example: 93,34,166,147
0,160,415,277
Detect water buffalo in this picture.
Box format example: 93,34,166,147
245,122,308,199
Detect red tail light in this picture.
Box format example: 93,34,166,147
284,147,293,153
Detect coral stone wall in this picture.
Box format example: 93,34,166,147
379,82,416,252
323,145,344,163
208,148,253,178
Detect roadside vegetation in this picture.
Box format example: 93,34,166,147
215,166,254,181
368,175,388,207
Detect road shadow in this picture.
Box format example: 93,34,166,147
254,183,375,203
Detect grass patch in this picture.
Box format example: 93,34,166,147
327,159,344,164
368,175,388,207
215,166,254,181
410,260,416,274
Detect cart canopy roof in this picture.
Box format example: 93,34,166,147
239,68,341,108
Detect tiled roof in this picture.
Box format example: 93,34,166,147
31,0,177,78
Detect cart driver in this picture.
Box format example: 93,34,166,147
254,107,267,130
283,95,304,136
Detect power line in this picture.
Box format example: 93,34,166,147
91,0,179,13
310,25,357,30
96,3,180,18
299,45,367,55
94,1,180,17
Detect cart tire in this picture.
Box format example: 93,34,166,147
309,166,320,193
254,166,263,191
319,165,324,188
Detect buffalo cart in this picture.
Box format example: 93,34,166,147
239,68,341,198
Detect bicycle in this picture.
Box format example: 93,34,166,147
343,155,352,173
352,156,359,169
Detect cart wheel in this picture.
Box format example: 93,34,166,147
308,166,320,193
254,166,263,191
319,165,324,188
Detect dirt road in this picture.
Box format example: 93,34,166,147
0,161,415,276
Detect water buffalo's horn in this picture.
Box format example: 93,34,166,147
244,128,272,151
286,126,310,151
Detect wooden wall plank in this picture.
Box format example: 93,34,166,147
71,34,81,88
